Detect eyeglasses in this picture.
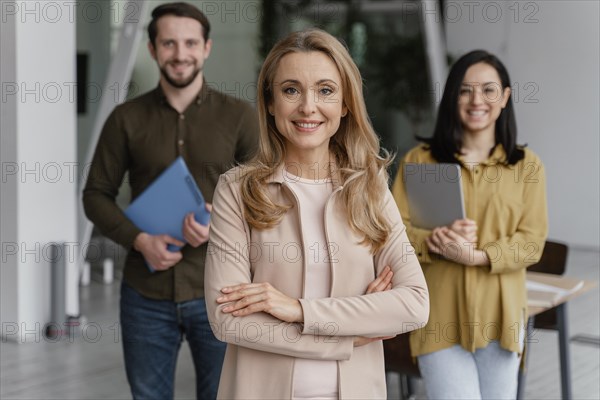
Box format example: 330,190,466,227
458,83,505,103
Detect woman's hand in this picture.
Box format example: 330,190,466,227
426,227,489,266
218,266,398,341
217,282,303,323
448,218,478,243
365,265,393,294
354,335,396,347
355,265,396,346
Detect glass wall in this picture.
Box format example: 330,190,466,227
261,0,440,180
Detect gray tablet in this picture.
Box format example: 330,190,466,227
403,163,466,229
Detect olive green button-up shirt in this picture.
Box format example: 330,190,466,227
391,144,548,356
83,83,259,302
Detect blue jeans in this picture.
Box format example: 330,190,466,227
120,282,226,400
417,341,520,400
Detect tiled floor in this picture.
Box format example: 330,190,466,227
1,247,598,399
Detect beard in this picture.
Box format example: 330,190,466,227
160,61,202,89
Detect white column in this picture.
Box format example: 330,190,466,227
421,0,448,108
1,1,78,342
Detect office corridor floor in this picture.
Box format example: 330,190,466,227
1,247,598,399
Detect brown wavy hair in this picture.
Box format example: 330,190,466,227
241,28,393,253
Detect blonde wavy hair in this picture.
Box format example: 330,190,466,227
241,28,393,253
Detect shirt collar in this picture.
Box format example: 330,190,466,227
154,79,210,106
456,143,507,165
486,143,507,164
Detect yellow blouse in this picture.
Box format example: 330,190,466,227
391,144,548,356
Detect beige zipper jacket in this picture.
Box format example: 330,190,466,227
205,165,429,399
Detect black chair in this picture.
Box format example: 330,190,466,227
527,240,569,330
383,332,420,399
518,240,570,400
383,240,569,400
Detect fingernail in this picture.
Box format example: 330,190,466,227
216,296,224,302
222,306,231,312
222,287,231,293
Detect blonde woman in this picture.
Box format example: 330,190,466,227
204,29,429,399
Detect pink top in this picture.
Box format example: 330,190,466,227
287,175,338,399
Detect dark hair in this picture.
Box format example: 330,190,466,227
420,50,525,165
148,2,210,47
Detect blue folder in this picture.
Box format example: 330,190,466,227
124,157,210,262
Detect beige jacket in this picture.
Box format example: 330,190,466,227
205,166,429,399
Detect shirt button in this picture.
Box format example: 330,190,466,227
179,114,185,120
178,139,184,146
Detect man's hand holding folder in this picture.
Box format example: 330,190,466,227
133,232,185,271
124,157,212,272
132,204,211,271
183,204,212,247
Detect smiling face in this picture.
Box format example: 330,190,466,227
268,51,347,166
148,15,212,89
458,62,511,137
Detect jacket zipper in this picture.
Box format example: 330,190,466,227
281,182,308,298
283,181,344,398
323,185,344,399
324,186,343,297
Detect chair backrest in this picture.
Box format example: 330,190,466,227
529,240,569,330
527,240,568,275
383,333,420,377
